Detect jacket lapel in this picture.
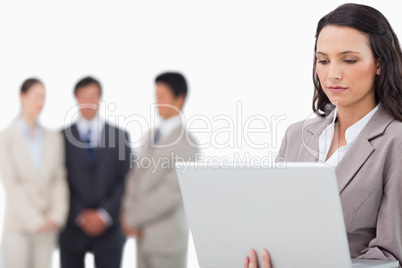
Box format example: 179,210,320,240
335,138,374,193
301,112,335,162
93,124,107,165
299,107,393,194
158,125,184,147
145,125,184,155
69,124,90,163
136,125,184,190
11,123,40,178
40,129,52,179
335,106,394,193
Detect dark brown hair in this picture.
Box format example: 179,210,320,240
312,3,402,120
20,78,43,94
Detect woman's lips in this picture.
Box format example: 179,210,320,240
327,86,347,93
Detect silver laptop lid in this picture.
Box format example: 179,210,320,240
176,162,351,268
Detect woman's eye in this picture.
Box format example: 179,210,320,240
318,60,328,64
344,59,357,64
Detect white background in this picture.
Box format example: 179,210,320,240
0,1,400,267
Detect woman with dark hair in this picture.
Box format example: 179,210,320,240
0,78,69,268
244,3,402,268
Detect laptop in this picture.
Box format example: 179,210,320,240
175,162,399,268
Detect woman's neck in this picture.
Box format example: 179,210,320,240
336,101,377,133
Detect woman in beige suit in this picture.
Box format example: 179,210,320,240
0,78,69,268
244,3,402,268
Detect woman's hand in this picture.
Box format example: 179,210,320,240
38,219,59,234
244,249,271,268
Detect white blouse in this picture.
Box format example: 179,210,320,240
318,104,380,167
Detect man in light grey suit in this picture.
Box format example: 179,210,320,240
121,72,199,268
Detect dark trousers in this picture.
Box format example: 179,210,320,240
60,241,123,268
59,226,125,268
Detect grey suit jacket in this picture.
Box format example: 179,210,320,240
123,125,199,255
0,123,69,234
277,105,402,264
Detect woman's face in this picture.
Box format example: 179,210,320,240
315,25,380,110
20,82,46,117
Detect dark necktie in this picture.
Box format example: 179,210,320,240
153,129,161,145
85,129,95,163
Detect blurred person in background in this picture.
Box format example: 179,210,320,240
59,76,131,268
121,72,199,268
0,78,69,268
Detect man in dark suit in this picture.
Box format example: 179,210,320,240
60,77,131,268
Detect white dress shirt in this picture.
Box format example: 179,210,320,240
76,114,105,145
75,114,112,226
319,103,380,167
155,115,182,142
15,117,43,171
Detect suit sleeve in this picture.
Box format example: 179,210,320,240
121,135,148,215
0,132,46,233
127,143,198,228
121,164,137,215
62,128,86,225
47,132,70,229
276,126,289,162
99,130,131,224
127,167,181,228
357,144,402,266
